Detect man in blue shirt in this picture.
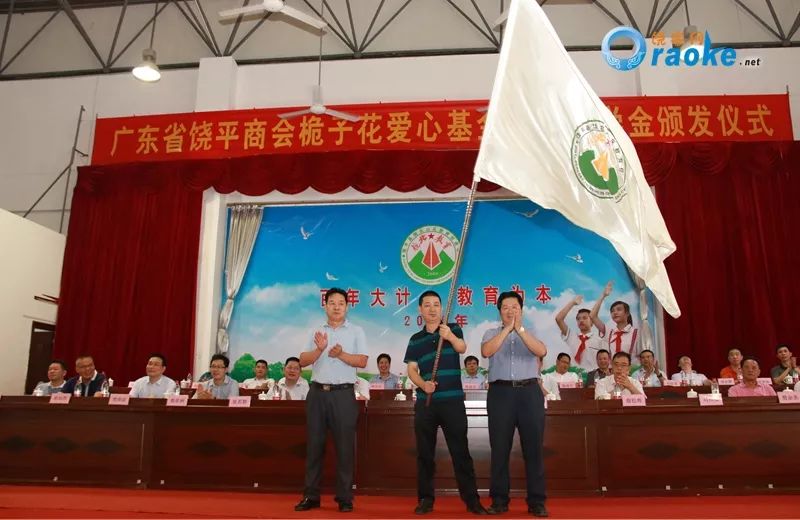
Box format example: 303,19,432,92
369,353,401,389
295,288,368,514
481,291,549,517
404,290,487,516
461,355,487,388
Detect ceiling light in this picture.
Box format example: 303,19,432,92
132,48,161,82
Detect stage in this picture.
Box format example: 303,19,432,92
0,486,798,519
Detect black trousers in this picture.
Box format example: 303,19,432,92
487,382,546,506
414,398,480,505
303,385,359,502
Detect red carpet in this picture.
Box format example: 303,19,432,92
0,486,797,518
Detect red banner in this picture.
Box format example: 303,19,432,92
91,94,793,165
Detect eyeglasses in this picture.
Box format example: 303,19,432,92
210,364,226,369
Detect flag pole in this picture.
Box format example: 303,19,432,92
426,178,480,406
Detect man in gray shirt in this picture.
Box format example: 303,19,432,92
194,354,239,399
32,360,68,395
129,353,177,398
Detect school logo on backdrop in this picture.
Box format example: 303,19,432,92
571,120,629,201
401,226,460,285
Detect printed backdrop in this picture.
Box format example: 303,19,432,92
224,199,658,380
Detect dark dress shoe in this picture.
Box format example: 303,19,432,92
338,501,353,513
414,499,434,515
487,503,509,515
466,502,489,515
528,503,549,517
294,497,321,511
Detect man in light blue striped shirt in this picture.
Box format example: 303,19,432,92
194,354,239,399
130,353,177,398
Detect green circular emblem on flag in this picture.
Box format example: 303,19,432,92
401,226,460,285
571,120,628,200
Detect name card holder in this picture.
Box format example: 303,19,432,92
662,380,681,387
717,378,735,385
558,381,577,389
757,377,772,385
369,382,385,390
462,383,481,390
109,394,130,406
622,394,646,407
49,393,71,404
166,394,189,407
777,390,800,404
699,394,724,406
228,396,252,408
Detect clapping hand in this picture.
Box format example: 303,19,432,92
314,331,328,352
328,343,343,358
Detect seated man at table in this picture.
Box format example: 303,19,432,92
62,355,106,397
461,355,486,388
631,350,666,387
594,352,645,399
194,354,239,399
129,353,177,398
32,359,68,395
242,359,273,390
586,349,612,387
671,356,710,386
267,357,309,400
541,352,579,399
728,357,777,397
720,347,743,381
770,344,799,385
369,353,400,389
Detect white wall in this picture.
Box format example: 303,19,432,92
0,209,66,395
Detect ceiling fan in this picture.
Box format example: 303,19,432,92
277,1,360,123
219,0,327,31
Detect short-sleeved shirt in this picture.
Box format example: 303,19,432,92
541,371,579,398
482,326,541,382
305,320,369,384
369,373,401,389
671,371,708,386
561,327,602,371
603,322,640,356
195,375,239,399
242,377,272,389
33,382,64,395
129,375,177,398
404,324,465,402
728,383,777,397
267,377,310,400
594,375,645,399
770,364,799,381
720,366,742,379
461,372,487,387
631,368,664,387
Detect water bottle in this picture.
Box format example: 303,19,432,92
736,372,744,386
576,376,583,389
33,384,44,397
680,372,688,387
107,378,114,388
182,373,192,389
272,384,281,400
793,372,799,385
74,383,83,398
711,378,720,395
100,379,110,397
639,371,648,388
612,383,622,399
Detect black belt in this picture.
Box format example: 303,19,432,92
491,378,537,387
311,382,354,391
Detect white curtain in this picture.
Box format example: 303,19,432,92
217,204,263,354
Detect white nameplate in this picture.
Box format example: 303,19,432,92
228,396,251,408
369,382,385,390
108,394,130,406
558,381,577,389
462,383,481,390
777,391,800,404
757,377,772,385
166,394,189,407
699,394,724,406
49,393,71,404
662,380,681,387
717,378,735,385
622,394,646,407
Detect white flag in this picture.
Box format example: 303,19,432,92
474,0,680,318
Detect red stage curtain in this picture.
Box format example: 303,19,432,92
653,141,800,375
56,144,799,383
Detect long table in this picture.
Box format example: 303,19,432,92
1,394,798,496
